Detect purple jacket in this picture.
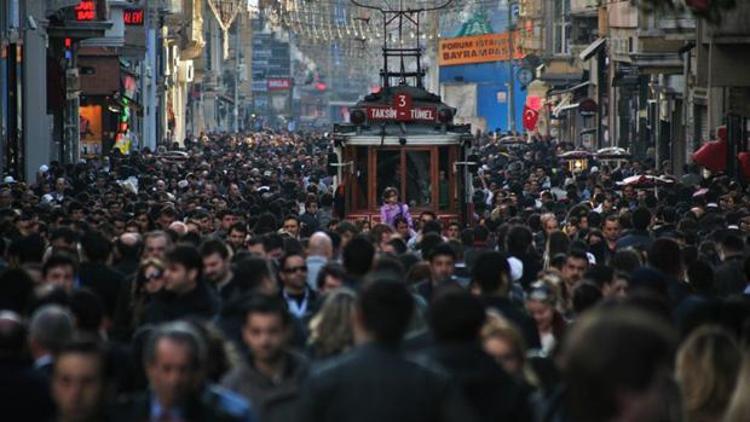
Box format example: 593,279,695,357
380,203,413,228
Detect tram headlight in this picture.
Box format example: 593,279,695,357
350,109,366,125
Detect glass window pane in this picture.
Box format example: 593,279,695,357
377,150,401,206
439,147,450,210
355,147,369,209
405,151,431,208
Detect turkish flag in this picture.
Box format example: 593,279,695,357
523,105,539,131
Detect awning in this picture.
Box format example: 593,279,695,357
580,127,597,135
539,72,585,88
548,81,592,96
555,103,580,116
579,37,606,62
552,97,581,117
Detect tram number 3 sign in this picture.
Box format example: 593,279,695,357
366,93,437,122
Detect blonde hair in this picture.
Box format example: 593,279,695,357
675,326,741,422
308,288,357,359
481,311,539,387
722,351,750,422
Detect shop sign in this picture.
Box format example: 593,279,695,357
124,8,145,26
267,78,291,91
75,0,97,21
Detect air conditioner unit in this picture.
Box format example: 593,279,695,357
178,60,194,83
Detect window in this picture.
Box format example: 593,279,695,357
553,0,571,55
405,151,432,208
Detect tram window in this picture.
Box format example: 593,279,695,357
439,147,450,211
355,147,368,210
377,150,401,204
406,151,431,209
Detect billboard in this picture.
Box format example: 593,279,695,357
439,32,523,66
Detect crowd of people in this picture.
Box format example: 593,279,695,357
1,130,750,421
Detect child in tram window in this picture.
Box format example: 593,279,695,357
380,187,414,229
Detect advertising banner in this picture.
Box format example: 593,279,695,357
439,32,523,66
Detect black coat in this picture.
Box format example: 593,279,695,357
110,386,256,422
0,359,55,422
715,255,747,297
144,281,220,325
298,343,477,422
79,262,126,318
419,342,533,422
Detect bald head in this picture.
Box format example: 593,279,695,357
308,232,333,259
168,221,188,235
119,232,141,247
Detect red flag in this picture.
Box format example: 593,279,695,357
523,105,539,131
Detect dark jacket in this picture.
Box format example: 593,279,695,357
419,342,533,422
110,385,256,422
222,351,309,422
715,255,747,297
79,262,126,318
0,359,55,422
615,229,652,252
298,343,476,422
483,296,541,349
143,281,220,325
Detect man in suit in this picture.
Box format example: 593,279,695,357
298,275,474,422
114,321,256,422
29,304,75,379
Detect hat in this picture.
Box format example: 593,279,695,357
177,180,189,189
39,165,49,173
3,176,15,184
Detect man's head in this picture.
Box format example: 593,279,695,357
29,305,74,358
429,243,456,283
632,207,652,232
602,215,621,243
719,233,744,261
226,222,248,252
163,245,203,294
562,307,677,422
143,231,173,260
647,238,683,278
42,254,78,292
308,231,333,259
218,209,239,231
354,277,414,346
115,232,143,261
242,295,291,364
144,322,206,408
472,251,511,296
446,222,461,241
199,239,232,285
563,250,589,285
52,341,107,422
343,235,375,278
279,253,307,294
429,288,486,344
282,215,300,238
80,231,112,264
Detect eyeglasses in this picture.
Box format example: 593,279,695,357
283,266,307,274
145,271,162,280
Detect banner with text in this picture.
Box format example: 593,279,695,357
439,32,523,66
